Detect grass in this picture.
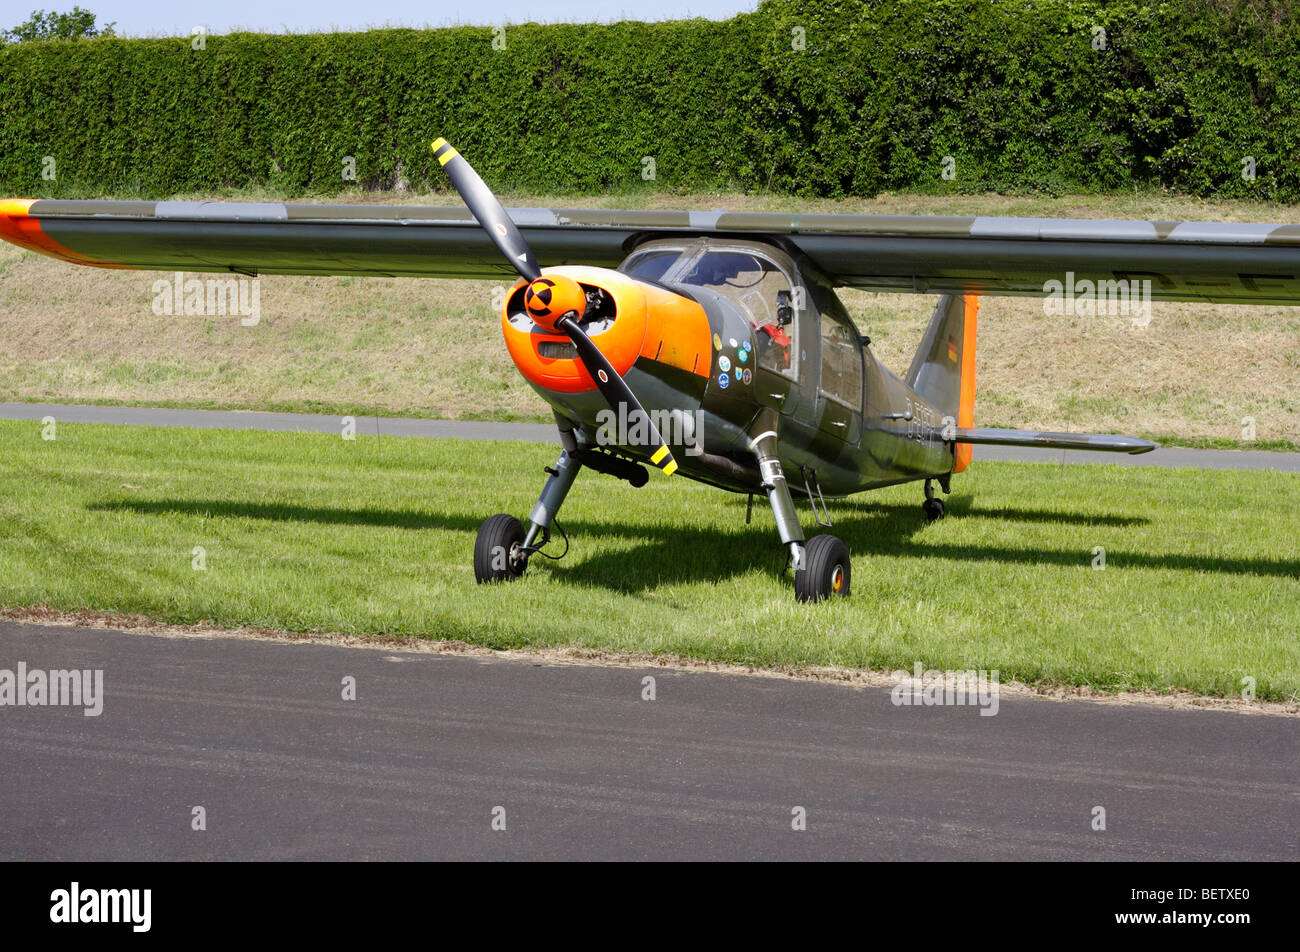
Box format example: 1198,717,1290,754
0,419,1296,701
1,189,1298,448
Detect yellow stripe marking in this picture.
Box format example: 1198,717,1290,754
431,138,459,165
662,460,678,476
650,446,669,464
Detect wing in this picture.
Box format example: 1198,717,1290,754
5,198,1300,304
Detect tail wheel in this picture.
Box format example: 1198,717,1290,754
923,498,946,521
474,514,527,583
794,534,851,603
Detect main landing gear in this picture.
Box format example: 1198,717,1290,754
751,429,849,603
794,534,851,602
922,478,947,521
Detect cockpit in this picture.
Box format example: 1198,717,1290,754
621,243,798,378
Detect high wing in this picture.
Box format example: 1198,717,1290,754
5,198,1300,304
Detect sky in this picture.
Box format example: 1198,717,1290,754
0,1,758,36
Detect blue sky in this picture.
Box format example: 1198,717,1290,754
0,1,757,36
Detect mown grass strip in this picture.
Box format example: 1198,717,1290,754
0,420,1295,699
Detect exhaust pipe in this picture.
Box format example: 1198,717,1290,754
572,448,649,487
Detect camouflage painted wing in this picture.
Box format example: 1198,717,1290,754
5,198,1300,303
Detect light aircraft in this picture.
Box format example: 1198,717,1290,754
4,139,1296,599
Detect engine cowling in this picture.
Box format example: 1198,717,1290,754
501,265,711,394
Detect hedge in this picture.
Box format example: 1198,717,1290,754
1,0,1297,200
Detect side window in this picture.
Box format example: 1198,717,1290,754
754,301,796,379
820,313,863,407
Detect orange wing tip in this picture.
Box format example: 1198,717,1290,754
0,198,35,217
0,198,39,252
0,198,128,269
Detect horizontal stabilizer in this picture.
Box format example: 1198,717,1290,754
952,427,1157,454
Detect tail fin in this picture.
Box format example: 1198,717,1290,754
905,293,980,473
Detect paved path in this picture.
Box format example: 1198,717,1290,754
1,402,1296,471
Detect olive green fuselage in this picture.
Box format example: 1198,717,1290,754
527,238,954,498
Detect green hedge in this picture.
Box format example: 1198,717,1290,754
1,0,1297,200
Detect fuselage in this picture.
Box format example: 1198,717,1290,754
501,237,956,497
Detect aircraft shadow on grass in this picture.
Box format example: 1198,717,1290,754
88,496,1299,593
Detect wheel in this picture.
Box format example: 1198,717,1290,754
474,514,527,583
794,534,851,602
923,497,946,521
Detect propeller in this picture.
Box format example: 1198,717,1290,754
432,137,677,476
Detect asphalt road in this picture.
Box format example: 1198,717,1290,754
0,621,1294,861
2,402,1297,471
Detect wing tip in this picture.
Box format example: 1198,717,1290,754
0,198,127,269
0,198,44,255
0,198,36,216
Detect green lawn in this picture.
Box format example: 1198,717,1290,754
0,419,1296,700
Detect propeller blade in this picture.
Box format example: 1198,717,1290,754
431,137,540,282
558,315,678,477
432,137,675,476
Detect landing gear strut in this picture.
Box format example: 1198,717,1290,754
922,478,946,521
752,426,850,602
473,448,582,583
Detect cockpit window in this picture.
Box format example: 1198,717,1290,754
623,250,680,283
679,251,797,379
820,313,863,407
681,252,779,317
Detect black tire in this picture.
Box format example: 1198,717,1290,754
794,534,851,602
923,498,946,521
474,514,527,583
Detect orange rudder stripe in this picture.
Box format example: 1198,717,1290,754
952,293,979,474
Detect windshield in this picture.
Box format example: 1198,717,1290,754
623,250,680,283
680,251,796,378
622,245,800,379
679,252,789,324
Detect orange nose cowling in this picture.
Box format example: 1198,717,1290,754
504,268,645,393
501,266,711,395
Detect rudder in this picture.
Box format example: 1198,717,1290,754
904,293,979,473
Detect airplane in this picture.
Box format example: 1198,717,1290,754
3,138,1297,600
